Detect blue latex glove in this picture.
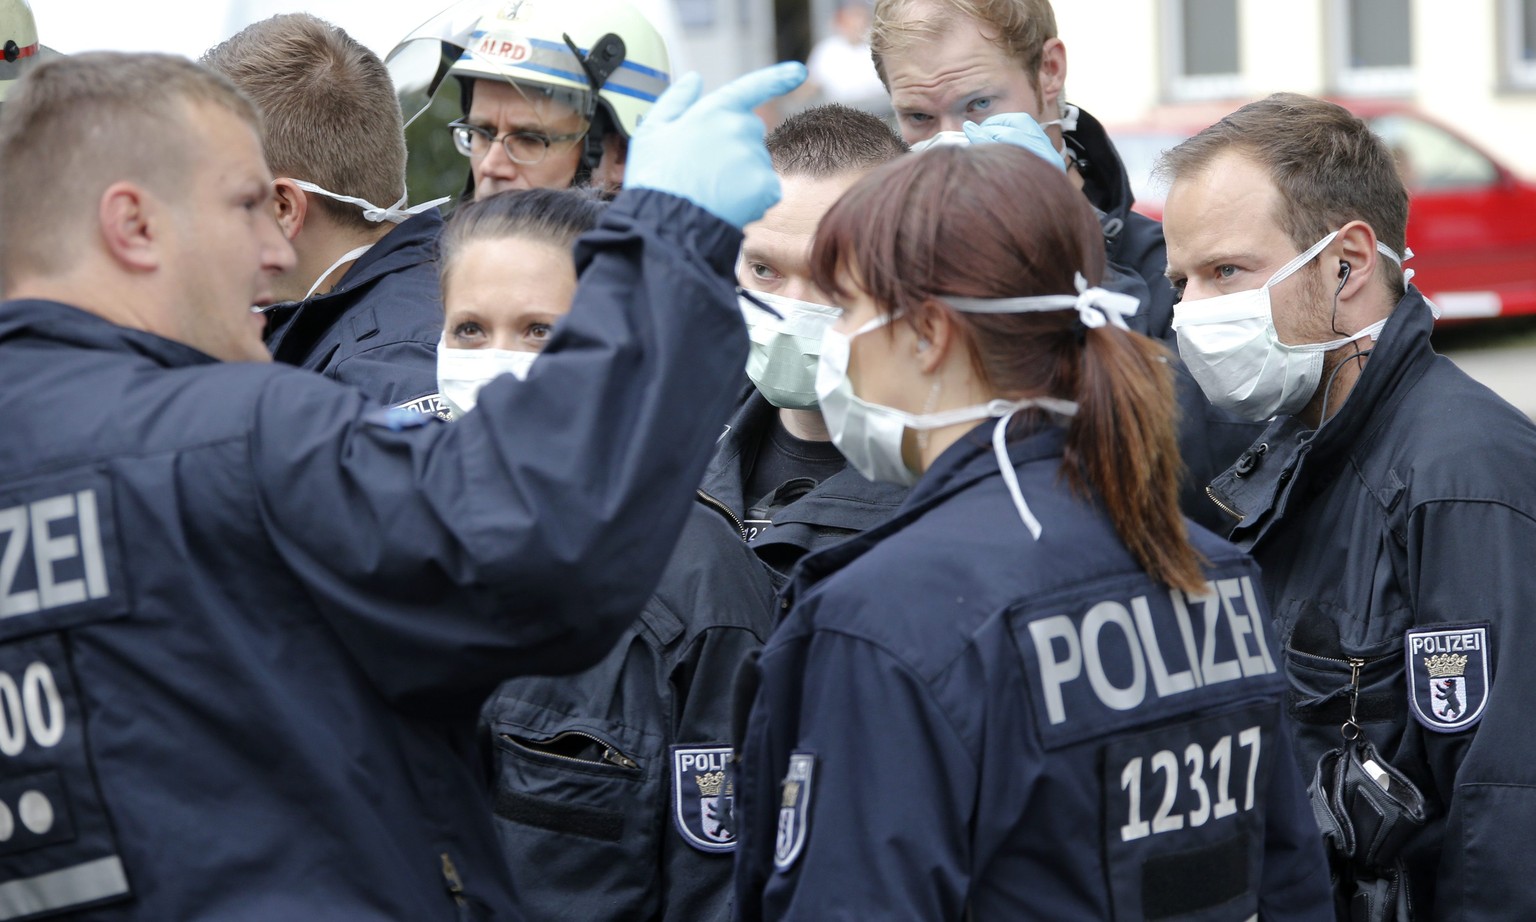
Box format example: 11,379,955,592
962,112,1067,173
625,62,808,229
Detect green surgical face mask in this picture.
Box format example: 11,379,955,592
739,290,842,410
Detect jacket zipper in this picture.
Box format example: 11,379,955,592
696,488,750,541
1205,485,1244,521
440,853,467,908
499,729,640,770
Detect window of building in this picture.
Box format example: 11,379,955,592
1331,0,1413,95
1503,0,1536,89
1163,0,1242,101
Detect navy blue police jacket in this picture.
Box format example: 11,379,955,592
262,208,448,414
1206,288,1536,919
0,190,746,920
734,417,1332,921
1067,105,1263,532
484,497,775,922
699,388,908,586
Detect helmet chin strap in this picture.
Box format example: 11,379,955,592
563,31,627,180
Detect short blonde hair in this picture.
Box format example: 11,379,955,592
203,14,408,232
0,51,260,283
871,0,1058,96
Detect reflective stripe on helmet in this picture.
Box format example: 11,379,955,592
458,36,666,103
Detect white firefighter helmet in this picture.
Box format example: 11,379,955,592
386,0,670,142
0,0,58,104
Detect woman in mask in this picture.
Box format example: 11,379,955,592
435,187,603,416
435,188,777,921
731,145,1333,921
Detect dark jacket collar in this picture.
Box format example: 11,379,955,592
0,298,217,369
262,209,443,342
700,384,776,513
1065,105,1136,229
785,418,1068,599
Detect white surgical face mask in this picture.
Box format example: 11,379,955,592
815,276,1127,538
436,336,538,419
739,291,842,409
1170,232,1411,422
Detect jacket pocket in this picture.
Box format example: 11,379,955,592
486,698,663,921
1275,599,1409,735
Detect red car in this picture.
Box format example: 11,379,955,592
1108,100,1536,320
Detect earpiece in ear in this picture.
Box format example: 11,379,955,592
917,338,931,352
1335,261,1352,295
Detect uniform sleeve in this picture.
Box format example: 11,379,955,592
661,624,771,922
249,191,748,713
736,629,977,921
1406,499,1536,919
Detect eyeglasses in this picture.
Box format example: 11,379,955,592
448,119,586,166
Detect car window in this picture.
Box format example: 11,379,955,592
1368,113,1498,191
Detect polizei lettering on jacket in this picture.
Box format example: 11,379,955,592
1407,630,1483,656
1018,576,1279,748
0,490,111,619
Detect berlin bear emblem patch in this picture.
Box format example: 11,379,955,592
1406,624,1491,733
671,746,736,853
773,752,815,871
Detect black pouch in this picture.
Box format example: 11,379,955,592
1309,737,1427,922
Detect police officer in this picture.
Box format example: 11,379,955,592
389,0,671,198
701,105,909,583
869,0,1261,533
431,188,778,921
1161,93,1536,920
732,144,1331,920
0,50,804,918
205,14,453,413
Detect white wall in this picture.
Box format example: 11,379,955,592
1049,0,1536,180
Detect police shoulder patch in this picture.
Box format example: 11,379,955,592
1406,623,1491,733
364,405,440,431
773,752,815,871
671,745,736,854
391,393,452,421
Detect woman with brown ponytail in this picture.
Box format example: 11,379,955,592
732,144,1332,921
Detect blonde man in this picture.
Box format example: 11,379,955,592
205,14,451,413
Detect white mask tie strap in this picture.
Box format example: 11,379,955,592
942,272,1140,331
303,243,374,301
290,179,450,224
993,411,1042,539
989,398,1079,540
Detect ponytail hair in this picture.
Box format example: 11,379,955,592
811,144,1205,593
1071,326,1204,593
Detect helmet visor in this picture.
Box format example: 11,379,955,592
385,0,488,128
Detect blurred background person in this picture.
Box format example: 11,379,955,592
204,14,450,412
804,0,886,111
702,104,908,584
733,144,1331,920
870,0,1262,533
387,0,671,200
434,188,776,922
